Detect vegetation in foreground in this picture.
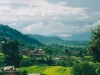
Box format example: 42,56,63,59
0,25,100,75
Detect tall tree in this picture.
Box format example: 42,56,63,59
88,25,100,62
65,47,69,56
2,40,22,67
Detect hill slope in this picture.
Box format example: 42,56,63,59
27,34,63,42
0,24,43,46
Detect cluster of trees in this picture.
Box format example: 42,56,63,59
0,39,55,67
0,24,43,46
0,39,88,68
72,25,100,75
1,40,22,67
72,61,100,75
88,25,100,62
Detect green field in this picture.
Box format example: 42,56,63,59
18,66,72,75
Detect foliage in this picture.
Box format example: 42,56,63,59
65,47,69,56
20,70,28,75
0,72,5,75
2,40,22,67
72,61,96,75
0,67,6,75
27,34,63,42
46,56,54,66
88,25,100,62
0,57,6,67
20,58,35,67
0,24,43,46
54,58,73,67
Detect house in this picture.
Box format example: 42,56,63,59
3,66,20,75
29,49,44,58
22,48,30,56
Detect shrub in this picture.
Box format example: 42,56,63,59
20,70,28,75
20,58,35,67
72,61,96,75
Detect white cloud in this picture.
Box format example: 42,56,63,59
0,0,86,18
22,20,100,37
0,5,11,11
9,23,18,26
57,1,67,6
0,0,99,36
23,22,45,34
9,22,22,28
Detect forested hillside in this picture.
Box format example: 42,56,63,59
27,34,63,42
0,24,43,46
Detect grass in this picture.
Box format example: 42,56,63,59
0,53,3,55
18,66,37,73
43,66,71,75
23,55,28,58
0,52,4,57
18,66,72,75
43,66,62,75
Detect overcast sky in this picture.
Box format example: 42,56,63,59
0,0,100,37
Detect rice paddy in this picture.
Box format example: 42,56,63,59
18,66,72,75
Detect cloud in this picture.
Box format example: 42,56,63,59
0,0,88,25
0,0,87,21
57,1,67,6
0,0,99,37
0,5,11,11
9,23,22,28
23,22,44,32
22,20,100,37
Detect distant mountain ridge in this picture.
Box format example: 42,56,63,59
27,32,91,42
0,24,43,46
60,32,91,40
27,34,63,42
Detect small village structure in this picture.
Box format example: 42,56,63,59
2,66,20,75
29,49,44,58
22,48,44,58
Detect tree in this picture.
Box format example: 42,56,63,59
2,40,22,67
88,25,100,62
20,70,28,75
65,47,69,56
46,56,54,66
20,58,35,67
72,61,96,75
0,67,6,75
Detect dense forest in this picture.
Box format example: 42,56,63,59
27,34,63,42
0,24,43,46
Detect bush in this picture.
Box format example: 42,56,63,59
54,59,73,67
72,61,96,75
20,58,35,67
20,70,28,75
0,72,5,75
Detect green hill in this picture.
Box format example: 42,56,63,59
0,24,43,46
27,34,63,42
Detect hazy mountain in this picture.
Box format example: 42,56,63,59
27,32,91,42
0,24,43,46
60,32,91,40
27,34,63,42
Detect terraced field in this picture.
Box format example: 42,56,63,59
18,66,72,75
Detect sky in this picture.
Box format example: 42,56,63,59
0,0,100,37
